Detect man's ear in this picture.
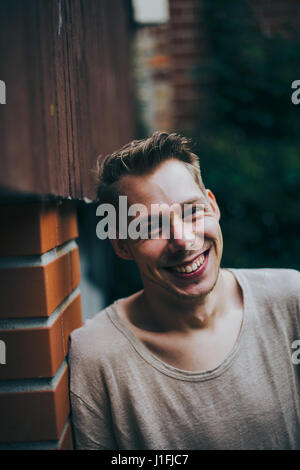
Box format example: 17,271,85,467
205,189,221,221
109,238,134,261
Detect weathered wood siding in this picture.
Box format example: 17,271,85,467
0,0,134,200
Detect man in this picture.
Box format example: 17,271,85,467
68,131,300,450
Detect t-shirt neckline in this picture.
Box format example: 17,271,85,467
106,268,249,382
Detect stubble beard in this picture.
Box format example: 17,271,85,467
142,257,222,302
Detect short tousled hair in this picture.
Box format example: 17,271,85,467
95,131,206,207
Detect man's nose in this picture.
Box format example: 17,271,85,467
167,217,196,254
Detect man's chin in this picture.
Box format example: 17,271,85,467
164,282,216,301
163,264,221,300
156,272,217,301
142,262,220,301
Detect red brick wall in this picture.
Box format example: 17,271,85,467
0,200,82,449
167,0,300,134
250,0,300,36
169,0,208,133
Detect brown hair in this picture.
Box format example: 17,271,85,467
95,131,206,207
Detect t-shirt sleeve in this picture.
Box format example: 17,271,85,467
263,268,300,311
282,269,300,319
265,268,300,334
68,326,119,450
69,391,118,450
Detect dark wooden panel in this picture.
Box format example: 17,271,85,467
0,0,134,200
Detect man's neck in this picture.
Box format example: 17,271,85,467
135,269,231,334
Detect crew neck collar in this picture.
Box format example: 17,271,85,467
106,268,249,382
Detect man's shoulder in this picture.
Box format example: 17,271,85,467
235,266,299,281
236,267,299,286
68,301,129,401
233,267,300,306
68,301,127,365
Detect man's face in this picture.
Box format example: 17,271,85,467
111,158,223,301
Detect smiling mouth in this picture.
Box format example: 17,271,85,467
164,248,211,274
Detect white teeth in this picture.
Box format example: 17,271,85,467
172,251,207,273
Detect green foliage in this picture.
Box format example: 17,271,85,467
191,0,300,269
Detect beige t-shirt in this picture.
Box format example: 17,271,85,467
68,268,300,450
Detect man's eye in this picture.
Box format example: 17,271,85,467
183,206,203,219
148,222,162,236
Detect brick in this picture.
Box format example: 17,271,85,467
169,28,205,40
62,293,82,354
170,76,198,87
0,318,63,380
171,7,203,24
0,201,78,256
0,361,69,442
173,89,202,101
0,245,80,319
38,203,58,254
169,20,203,29
0,204,43,257
171,36,206,48
170,0,204,5
45,251,74,314
170,12,204,24
173,96,203,106
0,292,82,380
0,264,48,318
58,421,73,450
0,419,73,450
56,201,79,247
70,246,81,291
172,50,205,60
174,110,201,120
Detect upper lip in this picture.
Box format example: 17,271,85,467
164,248,210,269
